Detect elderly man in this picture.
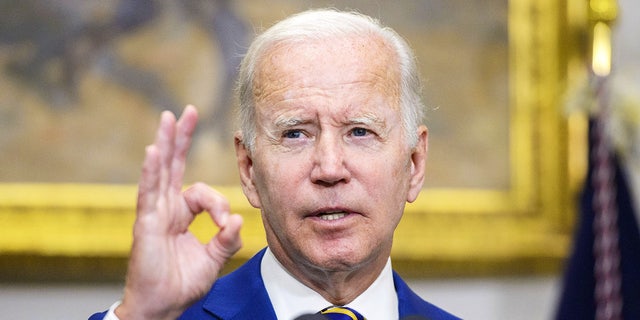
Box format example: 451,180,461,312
91,8,460,320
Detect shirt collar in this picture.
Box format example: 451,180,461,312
261,247,398,320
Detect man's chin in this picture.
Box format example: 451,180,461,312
302,250,369,273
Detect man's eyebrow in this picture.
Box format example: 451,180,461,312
346,113,386,128
274,116,306,128
273,113,387,128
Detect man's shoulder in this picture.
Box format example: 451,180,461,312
180,248,276,319
393,271,462,320
214,248,267,287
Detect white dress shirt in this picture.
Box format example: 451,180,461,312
102,248,398,320
262,248,398,320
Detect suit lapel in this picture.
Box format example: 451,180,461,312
394,271,461,320
202,248,277,319
196,250,456,319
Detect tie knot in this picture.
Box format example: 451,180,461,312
319,306,366,320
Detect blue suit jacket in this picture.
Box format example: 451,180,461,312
91,249,460,320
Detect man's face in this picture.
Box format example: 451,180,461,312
236,35,427,275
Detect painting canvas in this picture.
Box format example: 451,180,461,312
0,0,509,189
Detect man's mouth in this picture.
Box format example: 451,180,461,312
318,211,347,221
313,208,354,221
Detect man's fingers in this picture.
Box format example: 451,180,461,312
183,183,243,261
137,106,197,223
137,145,161,217
183,183,231,218
207,214,243,263
170,105,199,193
136,110,175,223
182,183,231,230
155,111,177,198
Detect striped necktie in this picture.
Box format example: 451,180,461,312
318,306,366,320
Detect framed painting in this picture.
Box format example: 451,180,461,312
0,0,589,279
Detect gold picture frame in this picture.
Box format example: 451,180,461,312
0,0,589,278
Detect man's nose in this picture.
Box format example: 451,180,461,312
310,135,351,186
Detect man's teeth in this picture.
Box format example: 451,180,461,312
319,212,347,221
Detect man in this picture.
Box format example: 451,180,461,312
91,8,460,320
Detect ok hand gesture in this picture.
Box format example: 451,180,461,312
116,106,243,320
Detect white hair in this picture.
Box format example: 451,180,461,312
236,8,425,151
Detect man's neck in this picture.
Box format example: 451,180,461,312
261,248,399,320
270,245,391,305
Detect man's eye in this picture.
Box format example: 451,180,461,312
283,130,303,139
351,127,369,137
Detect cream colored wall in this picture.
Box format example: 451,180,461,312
614,0,640,229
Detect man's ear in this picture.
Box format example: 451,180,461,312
407,125,428,203
234,132,262,208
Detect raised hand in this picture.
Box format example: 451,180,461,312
116,106,243,320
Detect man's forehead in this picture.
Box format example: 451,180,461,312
255,34,398,83
252,34,400,104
